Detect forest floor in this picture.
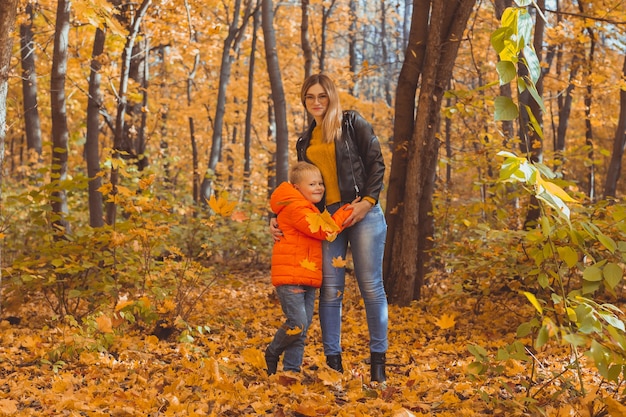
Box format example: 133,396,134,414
0,267,623,416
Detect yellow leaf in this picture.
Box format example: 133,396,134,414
115,299,134,311
332,256,347,268
242,348,266,370
0,399,18,414
523,291,543,314
145,335,159,346
306,210,341,234
95,315,113,333
605,396,626,417
286,326,303,336
434,313,457,330
208,192,237,217
300,258,318,272
138,175,155,190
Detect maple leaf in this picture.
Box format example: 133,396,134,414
95,315,113,333
230,210,248,222
434,313,457,330
331,256,347,268
285,326,302,336
306,210,341,234
300,258,318,272
207,192,237,217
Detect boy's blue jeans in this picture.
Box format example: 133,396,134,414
320,203,389,356
266,284,316,372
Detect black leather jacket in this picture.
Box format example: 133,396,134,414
296,110,385,204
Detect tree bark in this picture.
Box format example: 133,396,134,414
244,5,261,197
106,0,152,225
262,0,289,185
86,27,106,228
200,0,252,201
20,4,42,158
50,0,72,233
578,0,595,200
384,0,475,306
0,0,19,316
604,54,626,198
383,0,429,293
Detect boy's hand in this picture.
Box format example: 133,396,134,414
270,217,283,242
343,197,372,227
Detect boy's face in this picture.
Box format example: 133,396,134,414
294,171,325,204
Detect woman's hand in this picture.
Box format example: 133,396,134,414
270,217,283,242
343,197,372,227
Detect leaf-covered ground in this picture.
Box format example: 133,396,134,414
0,269,622,416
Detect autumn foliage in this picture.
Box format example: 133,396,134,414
2,0,626,415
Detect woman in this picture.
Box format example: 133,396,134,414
271,73,389,383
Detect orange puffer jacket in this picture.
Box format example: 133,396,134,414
270,182,352,288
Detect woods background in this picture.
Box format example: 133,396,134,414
1,1,626,414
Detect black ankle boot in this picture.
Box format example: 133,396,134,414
265,347,279,375
370,352,386,383
326,354,343,373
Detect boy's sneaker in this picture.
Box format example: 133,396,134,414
265,347,279,375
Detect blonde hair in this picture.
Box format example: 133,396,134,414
289,161,321,184
301,73,343,144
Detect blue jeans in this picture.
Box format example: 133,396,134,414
266,285,316,372
320,203,388,355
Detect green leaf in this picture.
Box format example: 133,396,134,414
583,265,603,282
468,344,488,359
522,45,541,84
535,325,548,348
496,60,517,85
562,333,586,347
494,96,519,121
597,232,617,253
600,312,625,331
603,262,623,289
557,246,578,268
516,8,533,46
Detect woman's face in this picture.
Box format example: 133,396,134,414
304,83,329,123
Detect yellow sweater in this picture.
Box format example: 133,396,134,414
306,126,341,205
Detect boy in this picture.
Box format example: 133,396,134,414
265,162,353,374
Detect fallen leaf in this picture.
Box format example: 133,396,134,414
95,315,113,333
434,313,456,330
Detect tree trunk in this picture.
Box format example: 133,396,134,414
380,0,392,106
0,0,19,316
135,35,150,171
301,0,313,80
20,4,42,158
86,27,106,228
50,0,72,234
579,0,595,200
348,0,358,96
244,6,261,197
106,0,152,225
604,54,626,198
385,0,475,306
319,0,337,72
200,0,251,201
383,0,429,292
262,0,289,185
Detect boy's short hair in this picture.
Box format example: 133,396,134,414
289,161,321,184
